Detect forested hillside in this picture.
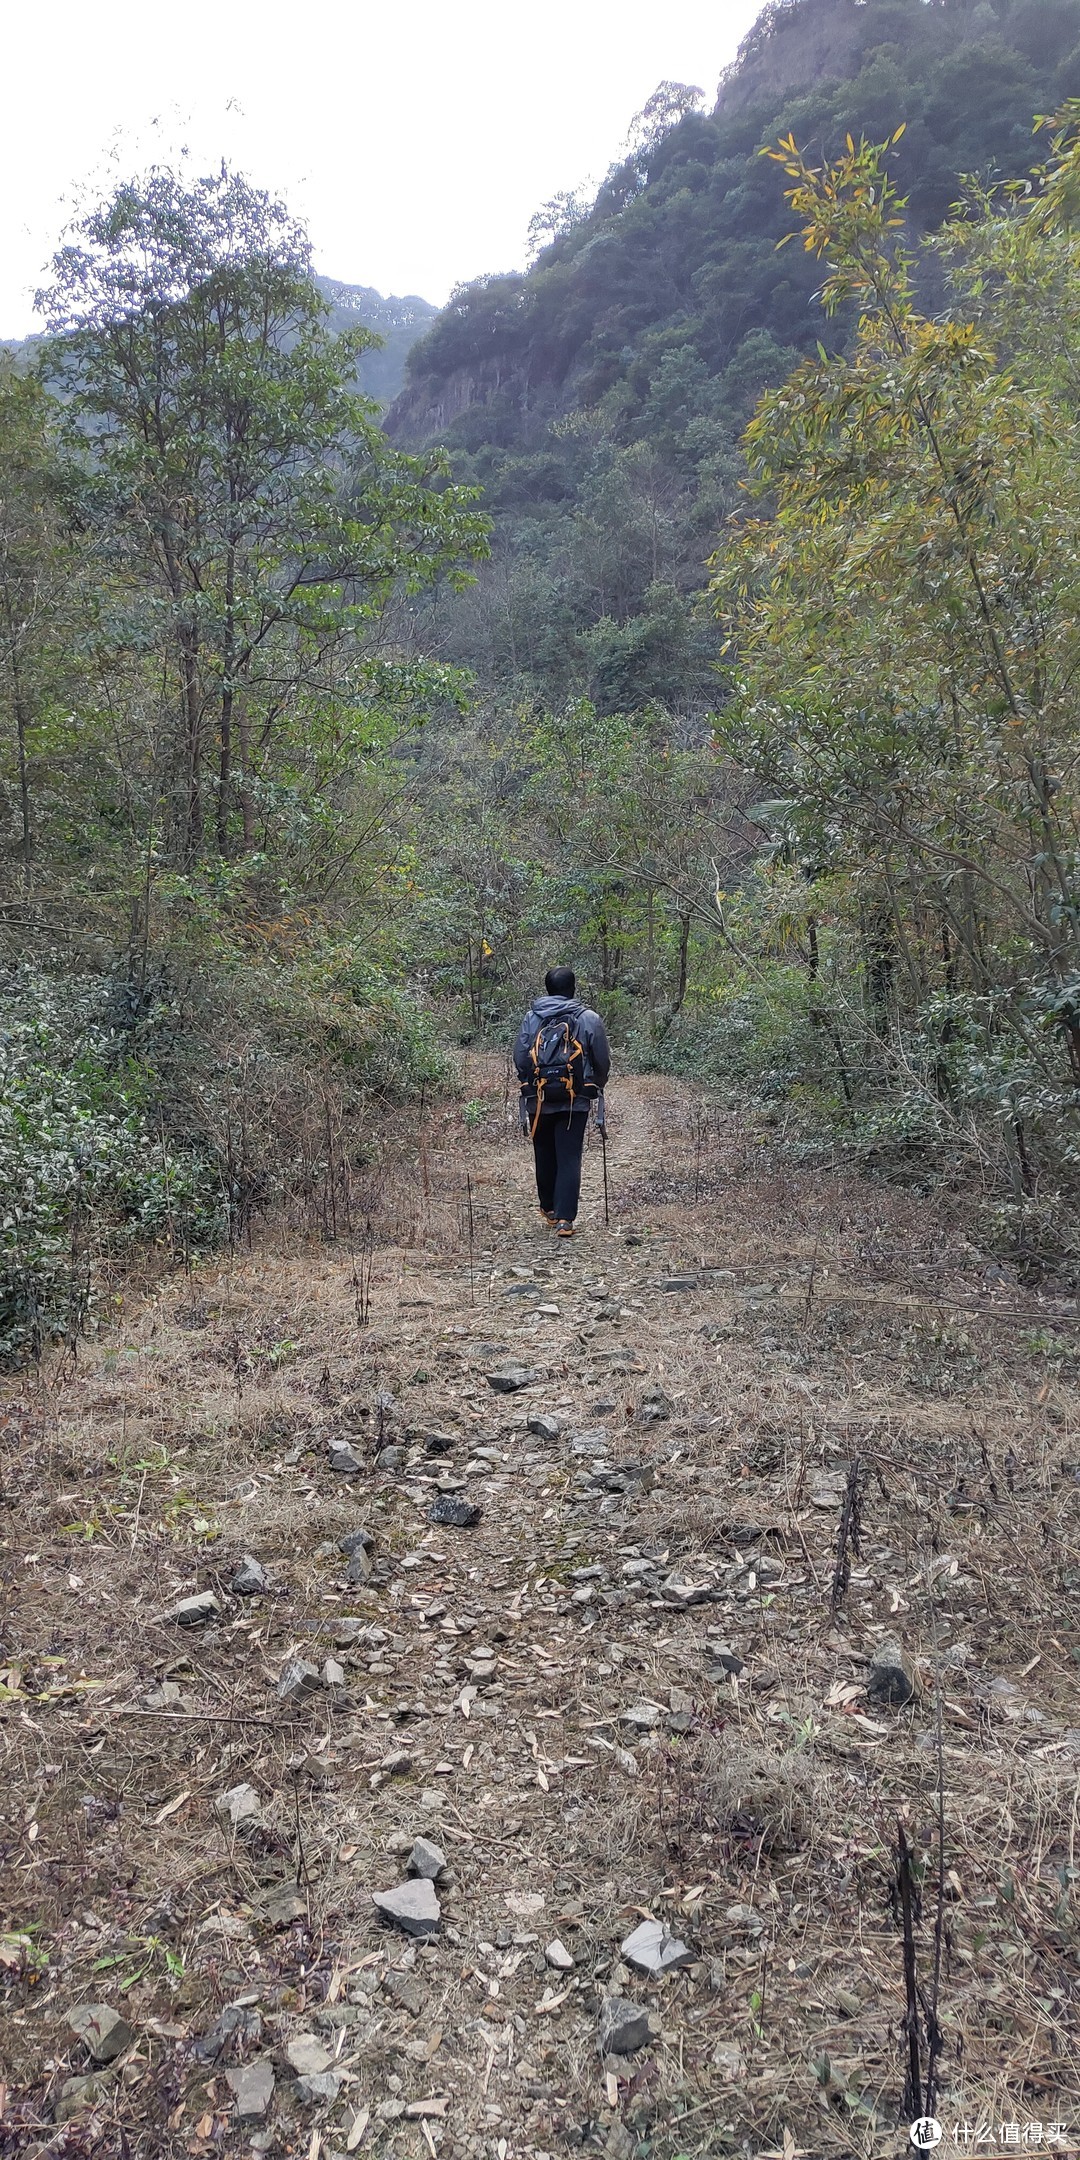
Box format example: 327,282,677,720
391,0,1080,715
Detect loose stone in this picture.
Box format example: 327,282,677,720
66,2004,132,2063
527,1414,561,1441
621,1919,695,1976
286,2034,332,2077
428,1494,481,1528
327,1441,363,1476
162,1591,220,1627
485,1365,539,1393
867,1636,915,1707
598,1996,652,2054
231,1555,268,1596
227,2061,275,2121
408,1836,446,1880
372,1879,441,1937
277,1659,322,1702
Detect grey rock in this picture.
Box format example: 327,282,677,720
620,1700,661,1731
338,1528,374,1555
571,1429,609,1457
376,1445,405,1471
162,1591,220,1627
372,1879,441,1936
214,1782,263,1831
227,2061,275,2121
527,1413,561,1442
590,1462,655,1495
346,1545,374,1585
231,1555,269,1597
621,1920,695,1976
422,1432,456,1455
192,2005,262,2062
661,1574,715,1608
599,1996,652,2054
286,2033,332,2076
143,1680,183,1709
660,1275,699,1292
277,1659,322,1702
66,2003,132,2063
705,1642,745,1676
428,1493,481,1528
485,1365,539,1393
263,1885,307,1928
327,1440,363,1476
295,2071,341,2105
382,1969,425,2015
322,1657,346,1688
867,1637,915,1708
545,1938,575,1971
408,1836,446,1881
55,2068,119,2121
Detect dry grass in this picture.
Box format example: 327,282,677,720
1,1061,1078,2160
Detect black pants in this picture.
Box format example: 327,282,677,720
533,1111,590,1222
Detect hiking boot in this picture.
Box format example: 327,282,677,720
555,1218,576,1238
539,1208,556,1226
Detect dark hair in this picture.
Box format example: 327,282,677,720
545,966,576,997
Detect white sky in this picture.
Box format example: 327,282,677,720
5,0,764,335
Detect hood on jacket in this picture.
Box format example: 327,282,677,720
528,994,584,1022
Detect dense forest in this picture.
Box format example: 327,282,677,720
3,0,1080,1362
392,0,1080,715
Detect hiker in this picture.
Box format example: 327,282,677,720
513,967,610,1237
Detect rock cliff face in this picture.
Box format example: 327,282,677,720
387,357,525,442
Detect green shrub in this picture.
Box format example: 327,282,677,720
0,968,225,1363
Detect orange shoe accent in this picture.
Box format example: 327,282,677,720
555,1219,576,1237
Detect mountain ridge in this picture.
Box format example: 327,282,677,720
1,275,438,411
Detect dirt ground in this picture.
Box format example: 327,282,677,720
1,1060,1078,2160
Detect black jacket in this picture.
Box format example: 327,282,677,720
513,994,611,1114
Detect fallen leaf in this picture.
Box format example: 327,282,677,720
605,2070,619,2107
154,1790,191,1825
194,2113,213,2138
422,2027,443,2062
346,2105,370,2151
537,1986,572,2013
406,2098,448,2119
307,2131,321,2160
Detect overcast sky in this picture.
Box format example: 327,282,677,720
5,0,764,335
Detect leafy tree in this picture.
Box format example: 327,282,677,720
711,111,1080,1193
0,365,79,887
40,167,488,870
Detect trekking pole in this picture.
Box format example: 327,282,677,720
597,1094,610,1226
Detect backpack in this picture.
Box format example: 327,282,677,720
527,1015,586,1135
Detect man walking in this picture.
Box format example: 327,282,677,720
513,967,610,1238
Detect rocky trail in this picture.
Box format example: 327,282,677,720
1,1063,1079,2160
